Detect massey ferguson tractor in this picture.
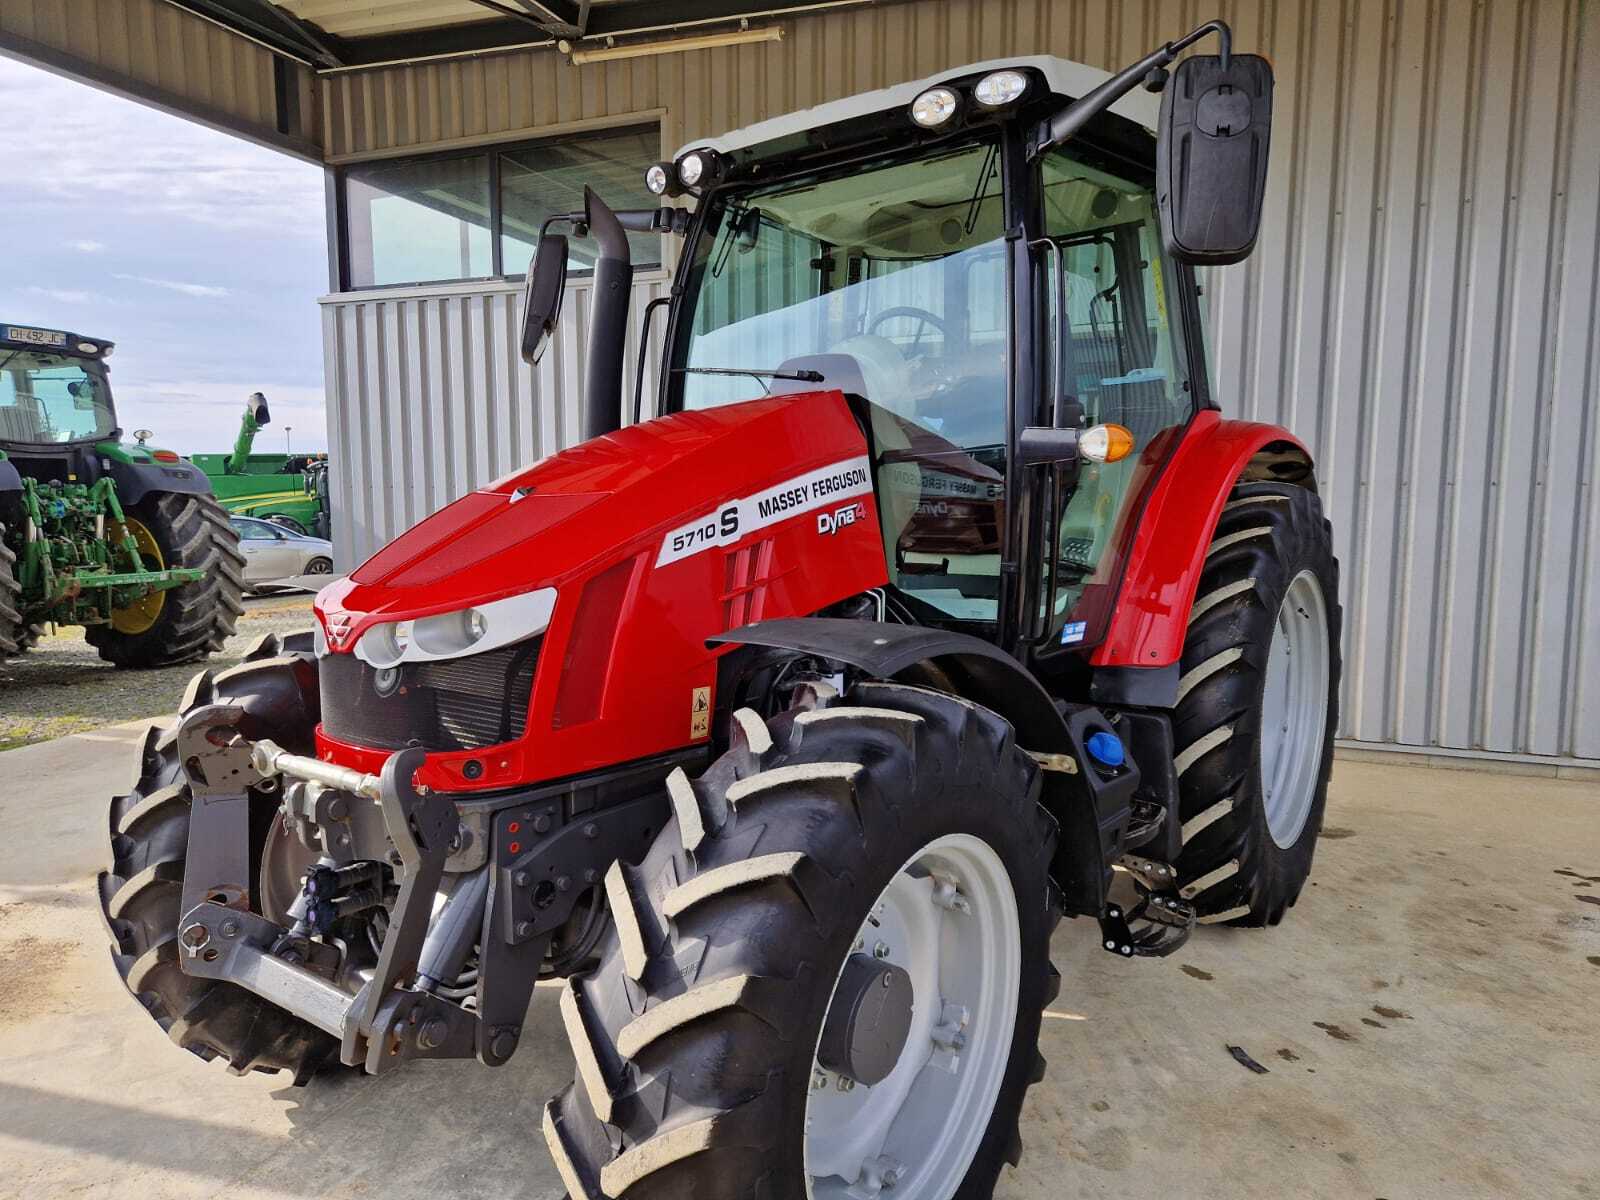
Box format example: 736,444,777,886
100,22,1340,1199
0,324,244,666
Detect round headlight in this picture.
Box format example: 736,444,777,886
910,86,959,128
678,152,706,186
974,69,1028,108
645,163,670,195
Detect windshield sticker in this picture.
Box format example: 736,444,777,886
656,455,873,566
1061,620,1088,645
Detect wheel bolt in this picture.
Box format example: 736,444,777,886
836,1075,855,1092
873,941,890,959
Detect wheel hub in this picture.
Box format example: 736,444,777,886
804,833,1020,1200
816,954,915,1087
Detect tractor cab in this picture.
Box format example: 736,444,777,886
654,60,1202,658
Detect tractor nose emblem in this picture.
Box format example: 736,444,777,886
326,612,353,646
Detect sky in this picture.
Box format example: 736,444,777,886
0,57,330,455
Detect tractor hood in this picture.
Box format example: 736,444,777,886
315,391,875,650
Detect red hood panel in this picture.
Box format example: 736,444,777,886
319,393,870,634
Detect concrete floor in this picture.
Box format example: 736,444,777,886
1,725,1596,1200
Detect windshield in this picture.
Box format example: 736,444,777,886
0,351,115,444
676,142,1016,624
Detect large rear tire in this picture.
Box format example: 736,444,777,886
545,683,1061,1200
98,637,339,1079
86,494,245,669
1172,482,1342,926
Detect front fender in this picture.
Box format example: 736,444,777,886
1092,412,1315,672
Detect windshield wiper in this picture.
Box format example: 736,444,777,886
673,366,825,395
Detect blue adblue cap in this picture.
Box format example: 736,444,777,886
1085,730,1125,769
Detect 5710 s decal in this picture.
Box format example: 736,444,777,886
656,456,873,566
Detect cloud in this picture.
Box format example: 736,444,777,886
0,60,323,236
23,285,97,305
67,239,106,253
113,273,230,298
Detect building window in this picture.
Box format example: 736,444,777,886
345,155,494,288
340,125,660,290
500,127,662,274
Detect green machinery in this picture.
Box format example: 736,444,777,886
0,322,244,667
190,393,330,538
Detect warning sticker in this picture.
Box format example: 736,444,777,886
690,686,711,739
656,456,874,566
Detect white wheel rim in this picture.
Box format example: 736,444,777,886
804,833,1020,1200
1259,569,1331,849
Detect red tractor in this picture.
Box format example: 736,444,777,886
100,22,1339,1199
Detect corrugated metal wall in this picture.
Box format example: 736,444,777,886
318,0,1600,763
0,0,322,157
321,273,670,548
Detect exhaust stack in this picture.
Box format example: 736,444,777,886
582,186,632,440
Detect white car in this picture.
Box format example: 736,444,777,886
228,516,334,593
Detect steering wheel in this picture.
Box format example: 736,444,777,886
868,306,948,355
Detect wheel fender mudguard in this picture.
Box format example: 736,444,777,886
1093,414,1316,671
106,458,213,508
711,617,1072,754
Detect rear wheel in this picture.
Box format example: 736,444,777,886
1172,482,1342,926
545,683,1061,1200
87,494,245,668
304,557,333,575
98,641,338,1079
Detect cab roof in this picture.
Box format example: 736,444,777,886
677,56,1159,160
0,322,113,358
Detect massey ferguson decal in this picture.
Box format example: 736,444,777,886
656,456,874,566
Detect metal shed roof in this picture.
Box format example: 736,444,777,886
170,0,889,69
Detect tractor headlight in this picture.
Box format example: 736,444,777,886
645,162,671,195
974,69,1028,108
910,86,959,128
353,587,556,669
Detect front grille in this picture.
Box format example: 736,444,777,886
321,636,541,752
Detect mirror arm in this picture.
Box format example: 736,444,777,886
1030,18,1232,160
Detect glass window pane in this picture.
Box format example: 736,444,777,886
345,155,493,287
1038,149,1196,639
678,142,1009,625
0,352,114,443
500,128,661,274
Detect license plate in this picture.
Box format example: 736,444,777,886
5,326,67,347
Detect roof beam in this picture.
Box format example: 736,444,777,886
164,0,347,67
322,0,888,69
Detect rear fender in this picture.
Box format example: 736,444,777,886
1092,414,1316,678
106,458,213,508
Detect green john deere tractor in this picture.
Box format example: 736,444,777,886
0,322,245,667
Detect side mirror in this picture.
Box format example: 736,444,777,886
1156,53,1273,264
249,391,271,426
521,234,569,365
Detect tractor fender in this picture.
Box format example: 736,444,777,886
1092,413,1316,674
105,457,213,508
710,617,1073,754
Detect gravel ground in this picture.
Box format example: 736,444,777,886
0,594,318,751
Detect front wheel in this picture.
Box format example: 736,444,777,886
545,683,1060,1200
303,557,333,575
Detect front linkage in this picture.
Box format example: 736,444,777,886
168,700,682,1073
15,476,201,626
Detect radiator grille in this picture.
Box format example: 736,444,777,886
320,636,541,752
